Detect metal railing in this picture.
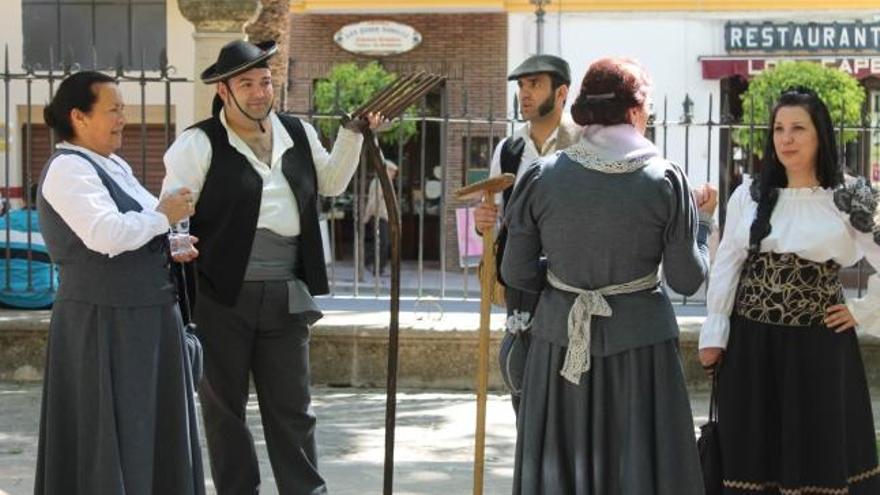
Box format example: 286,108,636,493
1,53,878,307
0,47,187,307
289,89,880,304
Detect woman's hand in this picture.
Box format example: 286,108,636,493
699,347,724,377
171,235,199,263
824,304,858,332
695,183,718,216
157,188,194,225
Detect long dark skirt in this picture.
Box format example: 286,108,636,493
514,336,704,495
34,300,205,495
718,314,880,494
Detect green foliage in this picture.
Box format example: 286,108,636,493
313,62,417,147
735,61,866,157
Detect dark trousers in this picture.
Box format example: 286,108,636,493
194,281,326,495
364,218,389,275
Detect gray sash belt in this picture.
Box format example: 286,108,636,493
244,229,322,322
546,269,660,384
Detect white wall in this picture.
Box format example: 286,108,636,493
508,10,880,188
0,0,196,201
167,0,197,131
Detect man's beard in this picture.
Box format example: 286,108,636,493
245,101,272,115
536,92,556,118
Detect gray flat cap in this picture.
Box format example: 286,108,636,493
507,55,571,85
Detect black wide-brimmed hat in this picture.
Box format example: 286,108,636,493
507,54,571,86
200,39,278,84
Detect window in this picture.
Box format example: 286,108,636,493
22,0,166,70
462,135,501,184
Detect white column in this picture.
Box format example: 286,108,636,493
177,0,261,121
191,32,249,120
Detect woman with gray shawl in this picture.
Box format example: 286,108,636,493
501,57,716,494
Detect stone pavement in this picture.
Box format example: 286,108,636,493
3,384,880,494
0,384,718,495
2,263,879,493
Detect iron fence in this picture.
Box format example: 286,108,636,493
1,53,878,308
0,47,186,307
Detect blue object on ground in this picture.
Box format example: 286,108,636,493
0,208,57,309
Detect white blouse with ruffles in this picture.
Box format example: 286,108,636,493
699,175,880,349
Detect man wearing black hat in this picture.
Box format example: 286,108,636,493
162,39,382,494
474,54,580,415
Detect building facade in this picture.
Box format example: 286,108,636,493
1,0,877,273
0,0,198,202
287,9,508,266
508,5,880,198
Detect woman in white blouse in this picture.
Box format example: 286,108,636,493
699,87,880,495
34,71,205,494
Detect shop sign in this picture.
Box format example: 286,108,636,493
726,21,880,53
334,21,422,57
701,56,880,80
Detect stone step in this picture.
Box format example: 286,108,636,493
3,308,880,392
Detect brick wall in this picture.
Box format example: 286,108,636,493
288,13,508,270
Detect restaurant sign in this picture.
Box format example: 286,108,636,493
334,21,422,57
726,21,880,53
701,56,880,80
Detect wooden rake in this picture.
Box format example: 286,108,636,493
349,71,445,495
454,173,515,495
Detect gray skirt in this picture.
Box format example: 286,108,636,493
514,336,703,495
34,300,205,495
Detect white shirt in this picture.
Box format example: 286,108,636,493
488,117,580,208
161,111,364,237
363,177,388,223
699,175,880,349
41,142,170,257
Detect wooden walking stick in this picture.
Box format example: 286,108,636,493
348,71,445,495
454,173,515,495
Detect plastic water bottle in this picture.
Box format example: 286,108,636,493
169,217,192,257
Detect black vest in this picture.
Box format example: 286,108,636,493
189,114,329,307
500,137,526,206
38,149,175,307
495,137,526,287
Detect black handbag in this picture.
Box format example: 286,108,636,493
698,368,723,495
177,261,203,385
499,329,530,397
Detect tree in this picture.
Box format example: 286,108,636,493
313,62,417,147
735,61,866,157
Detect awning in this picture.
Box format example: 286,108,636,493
700,55,880,80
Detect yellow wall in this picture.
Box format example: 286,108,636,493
502,0,879,10
291,0,879,12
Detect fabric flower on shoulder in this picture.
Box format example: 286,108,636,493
833,185,854,213
834,176,879,235
851,210,876,233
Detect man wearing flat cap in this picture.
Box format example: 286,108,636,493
473,54,580,415
162,39,382,494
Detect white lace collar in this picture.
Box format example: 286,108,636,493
563,124,661,174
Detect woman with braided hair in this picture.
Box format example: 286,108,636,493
699,87,880,494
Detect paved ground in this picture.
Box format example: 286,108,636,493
1,262,876,494
1,384,718,495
